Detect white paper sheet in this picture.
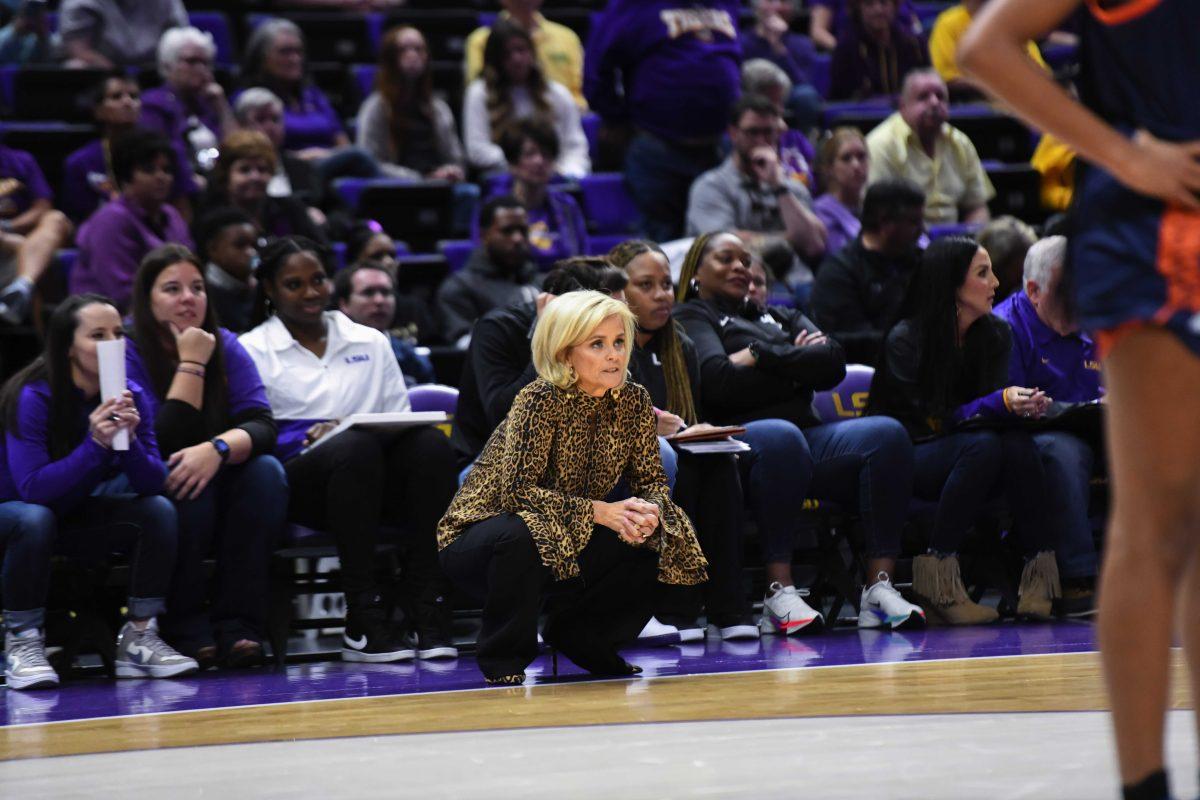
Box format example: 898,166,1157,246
96,338,128,451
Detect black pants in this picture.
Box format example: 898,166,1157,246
657,452,746,623
439,514,657,679
284,426,457,614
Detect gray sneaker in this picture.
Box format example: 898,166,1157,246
5,629,60,690
115,619,199,679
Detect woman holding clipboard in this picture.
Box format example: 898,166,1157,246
0,295,197,688
239,236,458,664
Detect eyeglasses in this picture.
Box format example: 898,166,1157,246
179,56,212,67
354,287,393,299
737,126,779,139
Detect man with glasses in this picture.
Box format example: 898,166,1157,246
686,94,827,271
334,263,434,387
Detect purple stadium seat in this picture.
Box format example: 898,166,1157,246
812,364,875,423
810,52,832,100
583,233,627,256
438,239,475,272
581,111,600,165
188,11,235,66
408,383,459,414
579,173,640,234
354,64,377,101
928,222,983,240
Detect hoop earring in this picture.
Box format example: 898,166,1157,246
568,364,578,385
688,278,700,297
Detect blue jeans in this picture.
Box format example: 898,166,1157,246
161,456,289,653
0,501,56,633
738,416,913,562
1034,432,1098,579
914,430,1052,557
624,132,721,242
56,494,179,621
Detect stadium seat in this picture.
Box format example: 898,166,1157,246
583,233,627,256
820,100,892,131
812,364,875,423
0,122,94,193
247,13,382,63
438,239,475,273
408,383,459,415
950,105,1035,162
928,221,984,240
810,52,832,100
579,173,640,235
986,163,1043,221
3,67,106,122
353,64,377,101
383,10,478,62
188,11,236,66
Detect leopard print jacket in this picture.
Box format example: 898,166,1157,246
437,378,708,585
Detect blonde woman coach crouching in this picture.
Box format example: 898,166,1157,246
437,291,708,685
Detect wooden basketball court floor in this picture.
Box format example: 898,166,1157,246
0,621,1195,798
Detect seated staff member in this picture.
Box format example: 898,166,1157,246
332,263,435,387
451,258,628,469
438,291,707,684
0,295,198,683
674,232,923,633
610,239,756,641
239,237,458,663
868,236,1061,624
127,244,287,669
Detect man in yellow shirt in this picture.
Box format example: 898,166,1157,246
464,0,587,108
866,69,995,225
928,0,1047,95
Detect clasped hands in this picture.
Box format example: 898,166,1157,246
593,498,661,546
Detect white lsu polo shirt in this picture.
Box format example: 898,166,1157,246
239,311,410,420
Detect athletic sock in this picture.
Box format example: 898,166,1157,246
1122,769,1169,800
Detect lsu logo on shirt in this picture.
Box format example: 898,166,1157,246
660,9,736,42
345,354,370,364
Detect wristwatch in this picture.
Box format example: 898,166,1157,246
747,340,762,363
210,437,231,463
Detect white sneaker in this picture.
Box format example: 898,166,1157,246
114,619,199,679
5,629,60,690
636,617,681,646
858,573,926,630
761,582,824,635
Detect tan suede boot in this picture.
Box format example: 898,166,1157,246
1016,551,1061,621
911,554,1000,626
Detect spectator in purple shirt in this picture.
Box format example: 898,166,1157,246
829,0,929,101
0,294,198,687
812,127,870,256
141,27,238,177
0,144,72,325
585,0,742,242
70,131,195,312
126,244,286,669
868,236,1061,625
740,1,822,131
62,72,197,224
810,0,920,51
993,236,1102,614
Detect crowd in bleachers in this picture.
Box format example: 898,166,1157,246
0,0,1104,690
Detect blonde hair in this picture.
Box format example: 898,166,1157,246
532,291,636,390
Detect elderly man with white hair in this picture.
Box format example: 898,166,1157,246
994,235,1103,615
141,26,237,174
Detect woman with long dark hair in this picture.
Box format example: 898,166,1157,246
0,294,197,683
868,236,1060,624
357,26,466,182
675,231,923,633
239,236,459,664
462,19,589,178
609,240,756,641
126,244,287,669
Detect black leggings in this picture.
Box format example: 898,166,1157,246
439,514,658,679
284,426,457,609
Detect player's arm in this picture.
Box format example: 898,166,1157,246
960,0,1200,210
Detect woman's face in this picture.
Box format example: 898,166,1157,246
244,104,286,149
566,314,628,397
265,31,305,84
623,251,674,333
267,251,330,327
228,157,272,205
68,303,124,380
150,261,208,333
695,234,752,304
394,29,428,79
361,233,399,275
96,78,141,128
125,154,174,208
955,247,1000,322
747,262,770,310
829,137,869,196
169,42,214,95
503,37,535,84
511,138,553,188
858,0,897,36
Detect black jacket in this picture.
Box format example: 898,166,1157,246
450,300,539,467
628,325,705,420
810,237,921,367
435,248,539,344
673,296,846,428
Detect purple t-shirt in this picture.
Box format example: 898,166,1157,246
70,195,194,312
61,138,198,224
234,84,344,151
0,379,165,514
125,328,272,424
585,1,742,143
0,145,52,220
813,0,919,39
474,182,587,271
813,193,862,257
739,29,817,87
993,291,1102,403
779,129,817,189
141,86,223,162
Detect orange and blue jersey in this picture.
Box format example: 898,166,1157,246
1071,0,1200,357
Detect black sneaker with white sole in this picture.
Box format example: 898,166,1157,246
342,610,415,663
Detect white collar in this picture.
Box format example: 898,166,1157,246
259,311,377,353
